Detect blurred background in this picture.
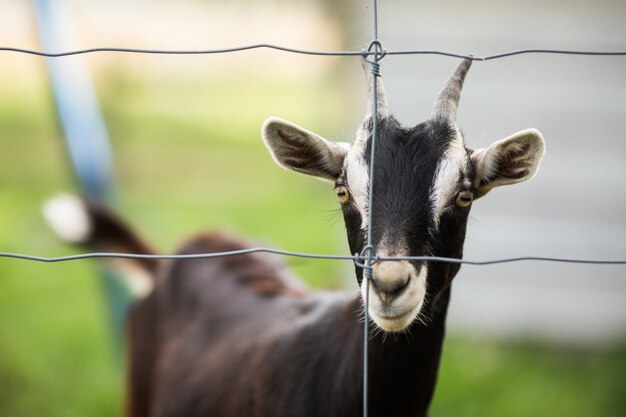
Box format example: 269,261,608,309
0,0,624,416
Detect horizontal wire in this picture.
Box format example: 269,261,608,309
386,49,626,60
0,44,363,57
0,250,625,266
1,45,626,59
378,255,626,266
0,249,355,263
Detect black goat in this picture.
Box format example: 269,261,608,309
44,58,545,417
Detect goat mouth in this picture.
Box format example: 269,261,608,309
368,288,426,332
369,305,421,333
376,306,414,320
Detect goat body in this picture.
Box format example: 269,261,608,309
127,231,449,417
43,197,448,416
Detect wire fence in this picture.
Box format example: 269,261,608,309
3,1,626,416
3,45,626,60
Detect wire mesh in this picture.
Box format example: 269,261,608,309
2,2,626,417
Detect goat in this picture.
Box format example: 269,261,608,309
44,58,545,417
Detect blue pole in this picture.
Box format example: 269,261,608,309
33,0,132,355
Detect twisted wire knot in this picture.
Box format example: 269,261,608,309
362,40,386,77
369,61,381,78
354,245,379,279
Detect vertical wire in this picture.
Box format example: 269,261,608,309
363,263,370,417
362,74,377,417
372,0,379,41
363,1,379,416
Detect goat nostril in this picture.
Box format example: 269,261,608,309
389,275,410,295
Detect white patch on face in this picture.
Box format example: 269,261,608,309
362,261,428,333
430,128,470,228
344,125,371,231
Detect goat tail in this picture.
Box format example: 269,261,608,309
43,194,157,297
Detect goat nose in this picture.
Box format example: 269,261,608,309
371,261,413,301
372,275,410,295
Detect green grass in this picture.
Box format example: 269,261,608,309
1,71,625,416
432,337,626,417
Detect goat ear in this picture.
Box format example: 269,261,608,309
262,117,349,181
471,129,545,198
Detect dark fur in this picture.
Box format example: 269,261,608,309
125,233,452,417
82,195,459,417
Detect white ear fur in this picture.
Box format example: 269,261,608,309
262,117,350,181
471,129,545,197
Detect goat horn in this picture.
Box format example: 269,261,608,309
431,58,472,121
362,59,389,119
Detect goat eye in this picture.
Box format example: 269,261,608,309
455,191,473,208
336,186,350,204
